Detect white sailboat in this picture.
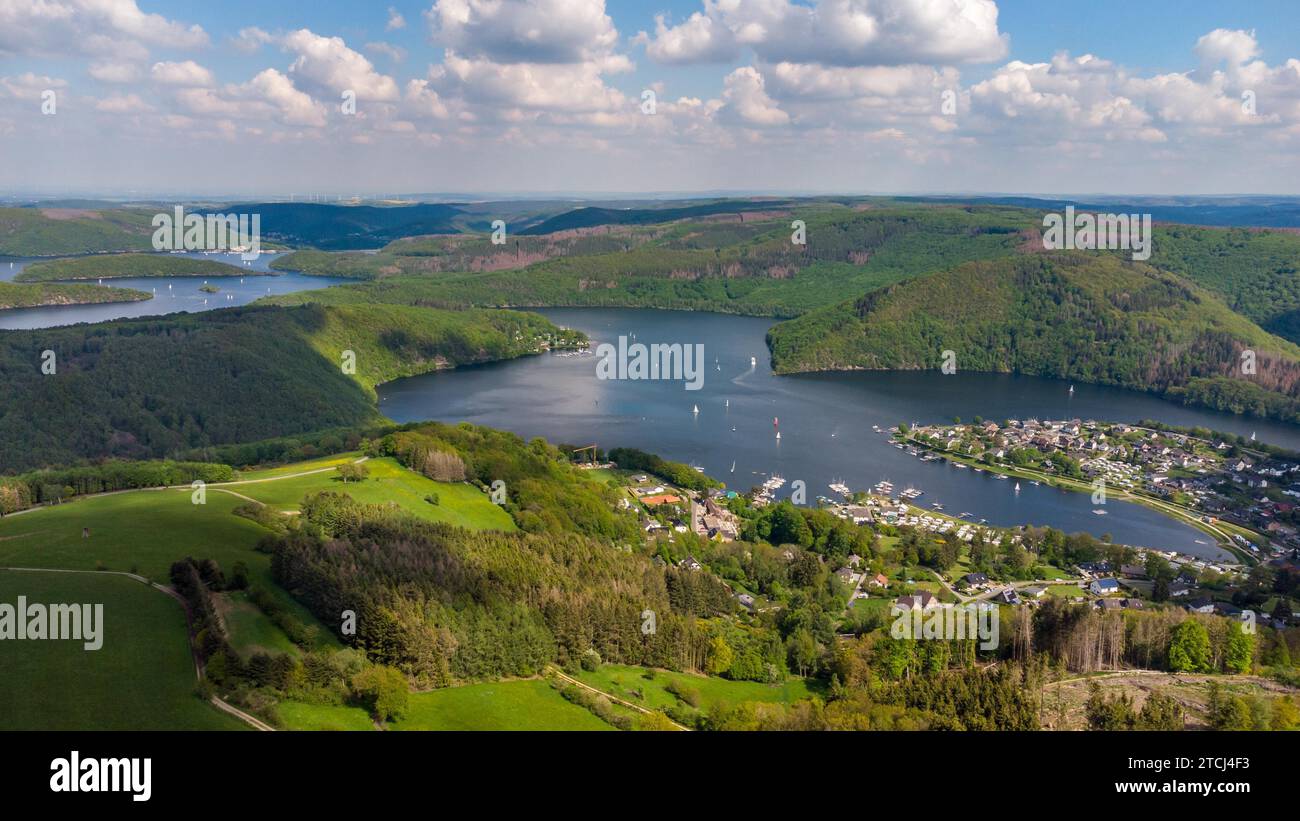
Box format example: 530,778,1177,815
1014,482,1021,493
725,399,729,408
730,461,736,473
1068,385,1074,395
750,356,757,366
775,431,781,440
692,404,699,415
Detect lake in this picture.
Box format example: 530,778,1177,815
378,308,1300,561
0,252,351,329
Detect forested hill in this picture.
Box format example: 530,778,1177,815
0,303,579,471
767,252,1300,423
0,207,154,256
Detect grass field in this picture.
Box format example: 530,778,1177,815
279,678,617,731
228,457,516,531
216,590,302,658
574,664,814,718
0,569,245,730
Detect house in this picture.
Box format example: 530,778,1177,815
1089,578,1121,596
1023,585,1049,598
1184,598,1215,614
1121,598,1146,610
1120,564,1147,579
868,573,890,589
895,591,940,611
1077,561,1112,577
1213,602,1244,618
680,556,703,572
835,567,861,585
1096,598,1122,611
959,572,990,589
1167,582,1192,598
846,553,863,570
736,593,756,610
994,587,1021,605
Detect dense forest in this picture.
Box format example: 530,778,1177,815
0,280,150,309
17,253,256,281
0,303,579,471
768,252,1300,422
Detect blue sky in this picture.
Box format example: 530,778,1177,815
1,0,1298,196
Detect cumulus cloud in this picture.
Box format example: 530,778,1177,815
386,6,406,31
88,61,141,83
282,28,400,101
429,0,621,64
0,0,207,59
642,0,1008,66
151,60,216,87
721,66,789,125
231,26,275,54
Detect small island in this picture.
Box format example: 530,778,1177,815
0,280,151,311
16,253,268,282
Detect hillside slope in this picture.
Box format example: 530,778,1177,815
0,303,578,470
767,252,1300,422
0,207,155,256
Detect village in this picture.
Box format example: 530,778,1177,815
900,418,1300,561
587,452,1297,630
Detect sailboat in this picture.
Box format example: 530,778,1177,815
1068,385,1074,395
692,404,699,415
730,461,736,473
775,431,781,440
750,356,757,366
1251,431,1256,442
725,399,729,408
1014,482,1021,493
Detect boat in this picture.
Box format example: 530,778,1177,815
1014,482,1021,492
750,356,756,366
1069,385,1075,395
725,399,729,408
692,404,699,414
775,431,781,440
692,465,705,473
954,463,968,469
730,461,736,473
1092,509,1108,515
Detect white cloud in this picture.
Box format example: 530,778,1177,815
386,6,406,31
151,60,215,87
722,66,789,126
642,0,1008,67
231,26,274,54
88,61,141,83
428,0,620,64
282,28,400,101
0,0,207,59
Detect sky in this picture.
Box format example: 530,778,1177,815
1,0,1298,197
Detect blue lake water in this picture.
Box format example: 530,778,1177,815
378,308,1300,562
0,252,350,329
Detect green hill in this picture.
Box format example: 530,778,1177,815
17,253,259,281
267,205,1033,317
0,303,581,471
0,280,150,309
768,252,1300,422
0,207,154,256
1145,225,1300,344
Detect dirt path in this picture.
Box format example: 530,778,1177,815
2,456,371,519
0,564,272,731
548,667,690,731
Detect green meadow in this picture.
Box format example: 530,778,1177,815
229,456,516,531
279,678,617,731
0,569,244,730
574,664,814,718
